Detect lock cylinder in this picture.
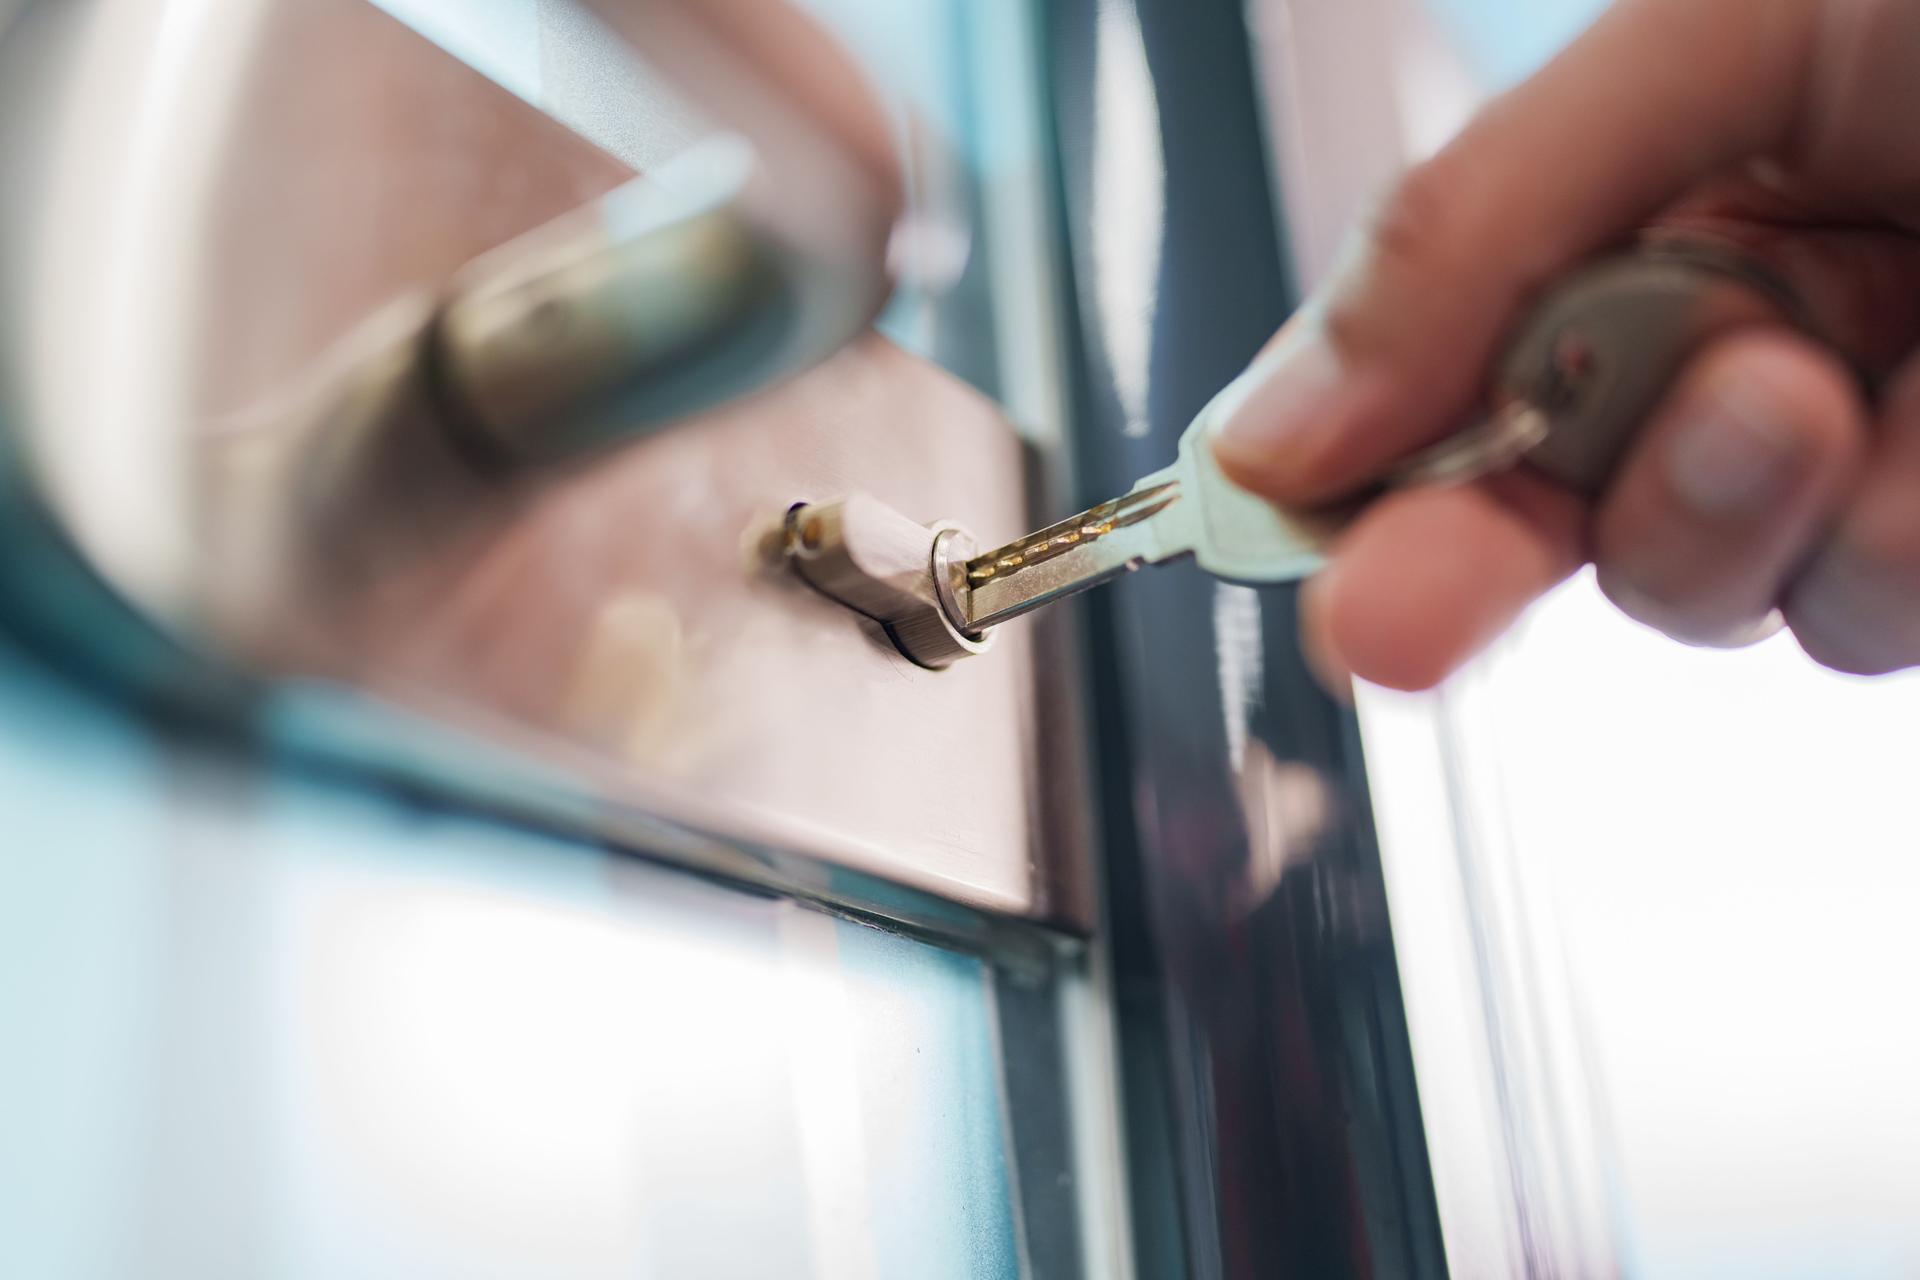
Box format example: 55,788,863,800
785,496,991,669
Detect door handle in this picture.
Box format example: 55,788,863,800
324,1,906,472
430,132,876,467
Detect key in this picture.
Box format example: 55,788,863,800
790,242,1819,667
952,241,1816,634
956,389,1341,630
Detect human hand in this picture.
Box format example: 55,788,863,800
1209,0,1920,690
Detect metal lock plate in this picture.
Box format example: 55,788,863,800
0,0,1091,929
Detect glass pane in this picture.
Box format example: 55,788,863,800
1325,2,1920,1274
0,628,1020,1279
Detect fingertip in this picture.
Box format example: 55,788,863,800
1314,477,1584,691
1205,320,1405,505
1782,351,1920,677
1320,554,1471,693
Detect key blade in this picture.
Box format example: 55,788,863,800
958,388,1344,632
962,466,1191,630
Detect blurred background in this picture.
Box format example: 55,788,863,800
1276,3,1920,1275
2,1,1917,1277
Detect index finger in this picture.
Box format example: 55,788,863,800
1208,0,1822,504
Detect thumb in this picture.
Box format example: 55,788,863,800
1209,0,1819,505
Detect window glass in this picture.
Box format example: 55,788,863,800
0,629,1019,1278
1364,3,1920,1274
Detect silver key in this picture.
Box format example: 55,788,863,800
956,387,1340,631
792,243,1816,666
955,242,1814,635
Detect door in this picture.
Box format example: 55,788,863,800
0,2,1560,1276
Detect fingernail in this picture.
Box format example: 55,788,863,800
1208,322,1349,475
1665,380,1806,519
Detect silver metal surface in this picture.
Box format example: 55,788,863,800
1388,400,1551,489
1396,246,1803,498
1490,244,1804,494
0,0,1091,928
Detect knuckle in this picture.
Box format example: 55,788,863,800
1361,159,1472,287
1324,159,1478,356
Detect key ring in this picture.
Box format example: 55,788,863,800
1383,242,1820,498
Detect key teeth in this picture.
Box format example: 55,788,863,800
965,481,1182,585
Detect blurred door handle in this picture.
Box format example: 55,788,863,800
352,0,905,470
431,134,872,466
